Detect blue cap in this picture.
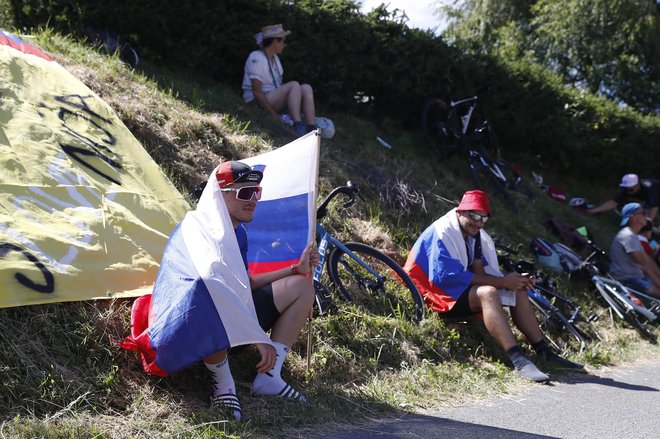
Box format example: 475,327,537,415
620,202,642,226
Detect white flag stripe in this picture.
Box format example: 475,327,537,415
241,132,319,201
181,170,271,348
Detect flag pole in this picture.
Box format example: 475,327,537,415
306,130,321,378
306,308,313,376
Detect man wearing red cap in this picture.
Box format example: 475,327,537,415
202,161,319,418
405,190,582,382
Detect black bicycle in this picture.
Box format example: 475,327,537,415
313,182,425,323
421,96,536,210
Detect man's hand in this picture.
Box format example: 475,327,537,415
254,343,276,373
293,244,320,275
502,272,535,292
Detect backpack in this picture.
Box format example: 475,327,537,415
552,242,584,273
530,238,564,275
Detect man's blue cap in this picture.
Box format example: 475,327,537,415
620,202,642,227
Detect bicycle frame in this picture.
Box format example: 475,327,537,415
591,275,657,322
624,286,660,315
313,223,386,314
468,148,508,183
533,284,583,324
448,96,478,136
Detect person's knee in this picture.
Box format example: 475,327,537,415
301,83,314,96
285,80,301,90
476,286,499,305
289,275,315,307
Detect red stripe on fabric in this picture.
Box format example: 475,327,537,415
118,294,168,377
403,256,456,313
0,34,53,61
248,259,299,276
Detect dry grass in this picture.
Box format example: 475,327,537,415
1,29,658,439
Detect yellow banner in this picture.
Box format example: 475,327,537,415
0,34,189,307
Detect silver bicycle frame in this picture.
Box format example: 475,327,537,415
591,275,657,322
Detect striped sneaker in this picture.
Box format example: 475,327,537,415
252,380,307,402
210,393,242,420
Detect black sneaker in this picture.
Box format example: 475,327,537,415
540,351,584,369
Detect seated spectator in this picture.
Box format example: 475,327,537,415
588,173,660,221
638,219,656,259
609,203,660,297
242,24,316,136
404,190,582,383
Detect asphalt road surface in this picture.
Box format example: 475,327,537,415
309,356,660,439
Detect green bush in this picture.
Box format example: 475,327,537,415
11,0,660,177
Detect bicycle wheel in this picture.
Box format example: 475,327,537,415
529,295,587,353
313,280,337,316
571,311,606,344
468,158,517,211
327,242,425,323
622,310,657,342
593,281,656,342
421,97,459,157
503,162,537,204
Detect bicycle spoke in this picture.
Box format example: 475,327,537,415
328,243,424,323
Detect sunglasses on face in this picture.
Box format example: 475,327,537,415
467,211,489,223
221,185,262,201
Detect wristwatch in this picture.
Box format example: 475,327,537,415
291,264,301,275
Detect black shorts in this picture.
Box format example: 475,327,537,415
442,286,477,318
252,283,281,332
230,283,280,354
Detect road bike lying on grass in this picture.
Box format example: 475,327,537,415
312,182,425,323
496,242,601,352
551,240,658,342
421,96,535,211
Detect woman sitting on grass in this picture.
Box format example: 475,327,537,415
242,24,317,136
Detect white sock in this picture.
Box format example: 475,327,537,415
205,357,241,420
252,342,306,402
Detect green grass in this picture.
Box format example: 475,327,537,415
1,29,658,438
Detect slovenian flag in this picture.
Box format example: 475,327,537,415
121,132,320,376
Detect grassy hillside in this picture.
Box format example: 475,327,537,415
1,30,658,438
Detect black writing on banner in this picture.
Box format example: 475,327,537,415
0,243,55,294
40,94,124,185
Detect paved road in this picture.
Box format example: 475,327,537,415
308,357,660,439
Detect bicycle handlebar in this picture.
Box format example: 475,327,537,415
316,181,363,221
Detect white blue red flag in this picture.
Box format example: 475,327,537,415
403,208,502,313
241,132,320,275
121,132,320,375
